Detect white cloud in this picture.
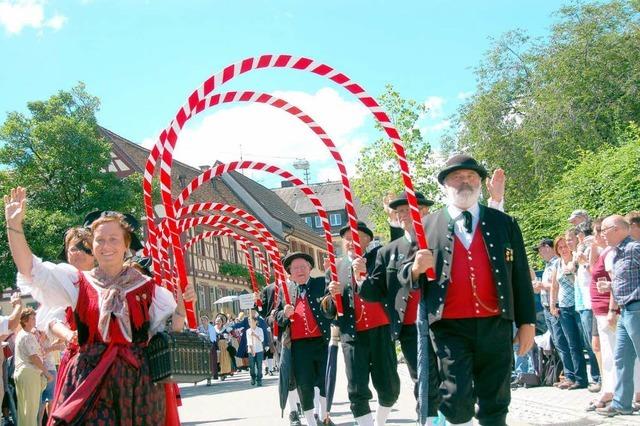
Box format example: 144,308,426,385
144,88,371,185
46,13,65,30
0,0,67,34
423,96,445,119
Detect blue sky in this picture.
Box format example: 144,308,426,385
0,0,567,187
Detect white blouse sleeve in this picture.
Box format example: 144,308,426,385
17,255,79,310
149,285,177,335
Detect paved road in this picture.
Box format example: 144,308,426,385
178,356,640,425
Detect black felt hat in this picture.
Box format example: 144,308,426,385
83,210,144,251
437,154,488,184
388,191,434,209
282,251,315,273
338,221,374,240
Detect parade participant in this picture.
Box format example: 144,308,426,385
275,252,333,426
324,221,400,426
259,281,303,424
213,313,233,380
5,187,186,424
400,154,535,426
359,193,438,421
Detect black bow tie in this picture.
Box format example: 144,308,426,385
461,210,473,234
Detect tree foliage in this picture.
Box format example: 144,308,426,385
443,0,640,265
515,124,640,263
352,85,438,239
445,0,640,209
0,83,143,287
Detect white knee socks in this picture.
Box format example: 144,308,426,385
354,412,375,426
304,409,316,426
376,405,392,425
287,390,299,413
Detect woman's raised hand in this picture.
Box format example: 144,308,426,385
4,187,27,229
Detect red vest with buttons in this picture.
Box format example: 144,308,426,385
353,293,389,332
290,293,322,340
403,289,421,325
442,226,500,319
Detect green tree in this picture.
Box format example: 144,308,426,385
352,85,438,239
0,83,143,287
445,0,640,209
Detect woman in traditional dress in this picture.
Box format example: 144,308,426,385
5,187,188,425
43,226,94,421
213,314,233,379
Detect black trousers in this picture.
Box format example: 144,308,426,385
291,337,327,410
342,325,400,418
399,323,441,417
430,316,512,426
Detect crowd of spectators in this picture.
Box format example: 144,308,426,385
520,210,640,418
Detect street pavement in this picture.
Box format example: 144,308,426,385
178,356,640,425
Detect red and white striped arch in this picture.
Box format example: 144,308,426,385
173,162,338,284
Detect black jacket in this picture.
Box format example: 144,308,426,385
399,205,535,327
359,236,417,340
321,246,384,342
255,282,278,319
275,276,331,347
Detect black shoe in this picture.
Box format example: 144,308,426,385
251,379,256,385
289,411,302,426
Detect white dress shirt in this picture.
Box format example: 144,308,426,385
447,202,481,250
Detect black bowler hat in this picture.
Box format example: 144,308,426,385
282,251,315,273
437,154,488,184
388,191,434,210
338,221,374,240
83,210,144,251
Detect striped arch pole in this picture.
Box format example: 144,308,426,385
162,89,374,315
154,213,284,286
158,213,287,296
173,162,338,285
145,54,431,266
153,204,273,283
181,226,271,282
142,55,434,326
181,228,264,298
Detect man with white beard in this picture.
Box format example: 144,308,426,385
399,154,535,426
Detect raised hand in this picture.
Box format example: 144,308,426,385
4,187,27,229
486,168,505,203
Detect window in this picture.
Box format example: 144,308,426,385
314,216,322,228
304,216,313,227
329,213,342,226
209,287,217,310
